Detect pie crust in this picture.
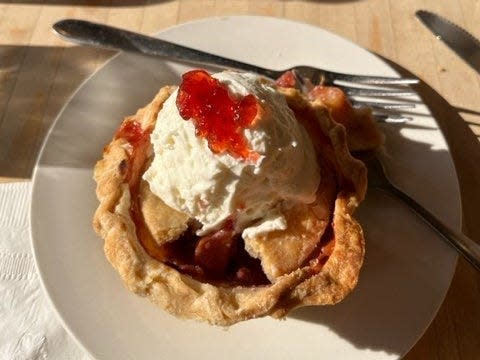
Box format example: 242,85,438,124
93,84,368,325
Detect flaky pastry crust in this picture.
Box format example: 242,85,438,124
93,85,367,325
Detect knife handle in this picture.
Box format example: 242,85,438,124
52,19,280,79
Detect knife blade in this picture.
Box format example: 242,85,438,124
415,10,480,74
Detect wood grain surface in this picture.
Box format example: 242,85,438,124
1,1,479,359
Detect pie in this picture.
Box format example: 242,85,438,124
93,70,380,326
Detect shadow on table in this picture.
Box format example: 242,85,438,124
455,106,480,118
0,45,116,179
0,44,188,180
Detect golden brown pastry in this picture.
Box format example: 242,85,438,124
93,73,373,326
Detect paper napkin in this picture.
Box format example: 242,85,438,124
0,182,90,360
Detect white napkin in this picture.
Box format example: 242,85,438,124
0,182,90,360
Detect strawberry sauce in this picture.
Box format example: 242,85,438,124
176,70,259,161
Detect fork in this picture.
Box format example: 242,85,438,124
52,19,419,116
366,154,480,271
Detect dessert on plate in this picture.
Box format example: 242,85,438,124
93,69,382,326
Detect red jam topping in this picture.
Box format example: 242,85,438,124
115,120,145,146
114,120,151,190
176,70,259,161
276,70,297,88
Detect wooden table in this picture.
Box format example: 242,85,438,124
1,1,479,358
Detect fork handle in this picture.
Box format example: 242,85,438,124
52,19,282,79
385,185,480,271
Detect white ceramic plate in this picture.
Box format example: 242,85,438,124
31,16,460,360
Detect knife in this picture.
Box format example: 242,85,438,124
416,10,480,74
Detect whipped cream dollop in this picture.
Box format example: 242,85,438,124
143,71,320,238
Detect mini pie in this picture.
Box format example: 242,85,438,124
93,75,379,326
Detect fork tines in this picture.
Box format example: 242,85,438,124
329,72,419,85
292,67,419,115
339,86,416,97
351,101,415,110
